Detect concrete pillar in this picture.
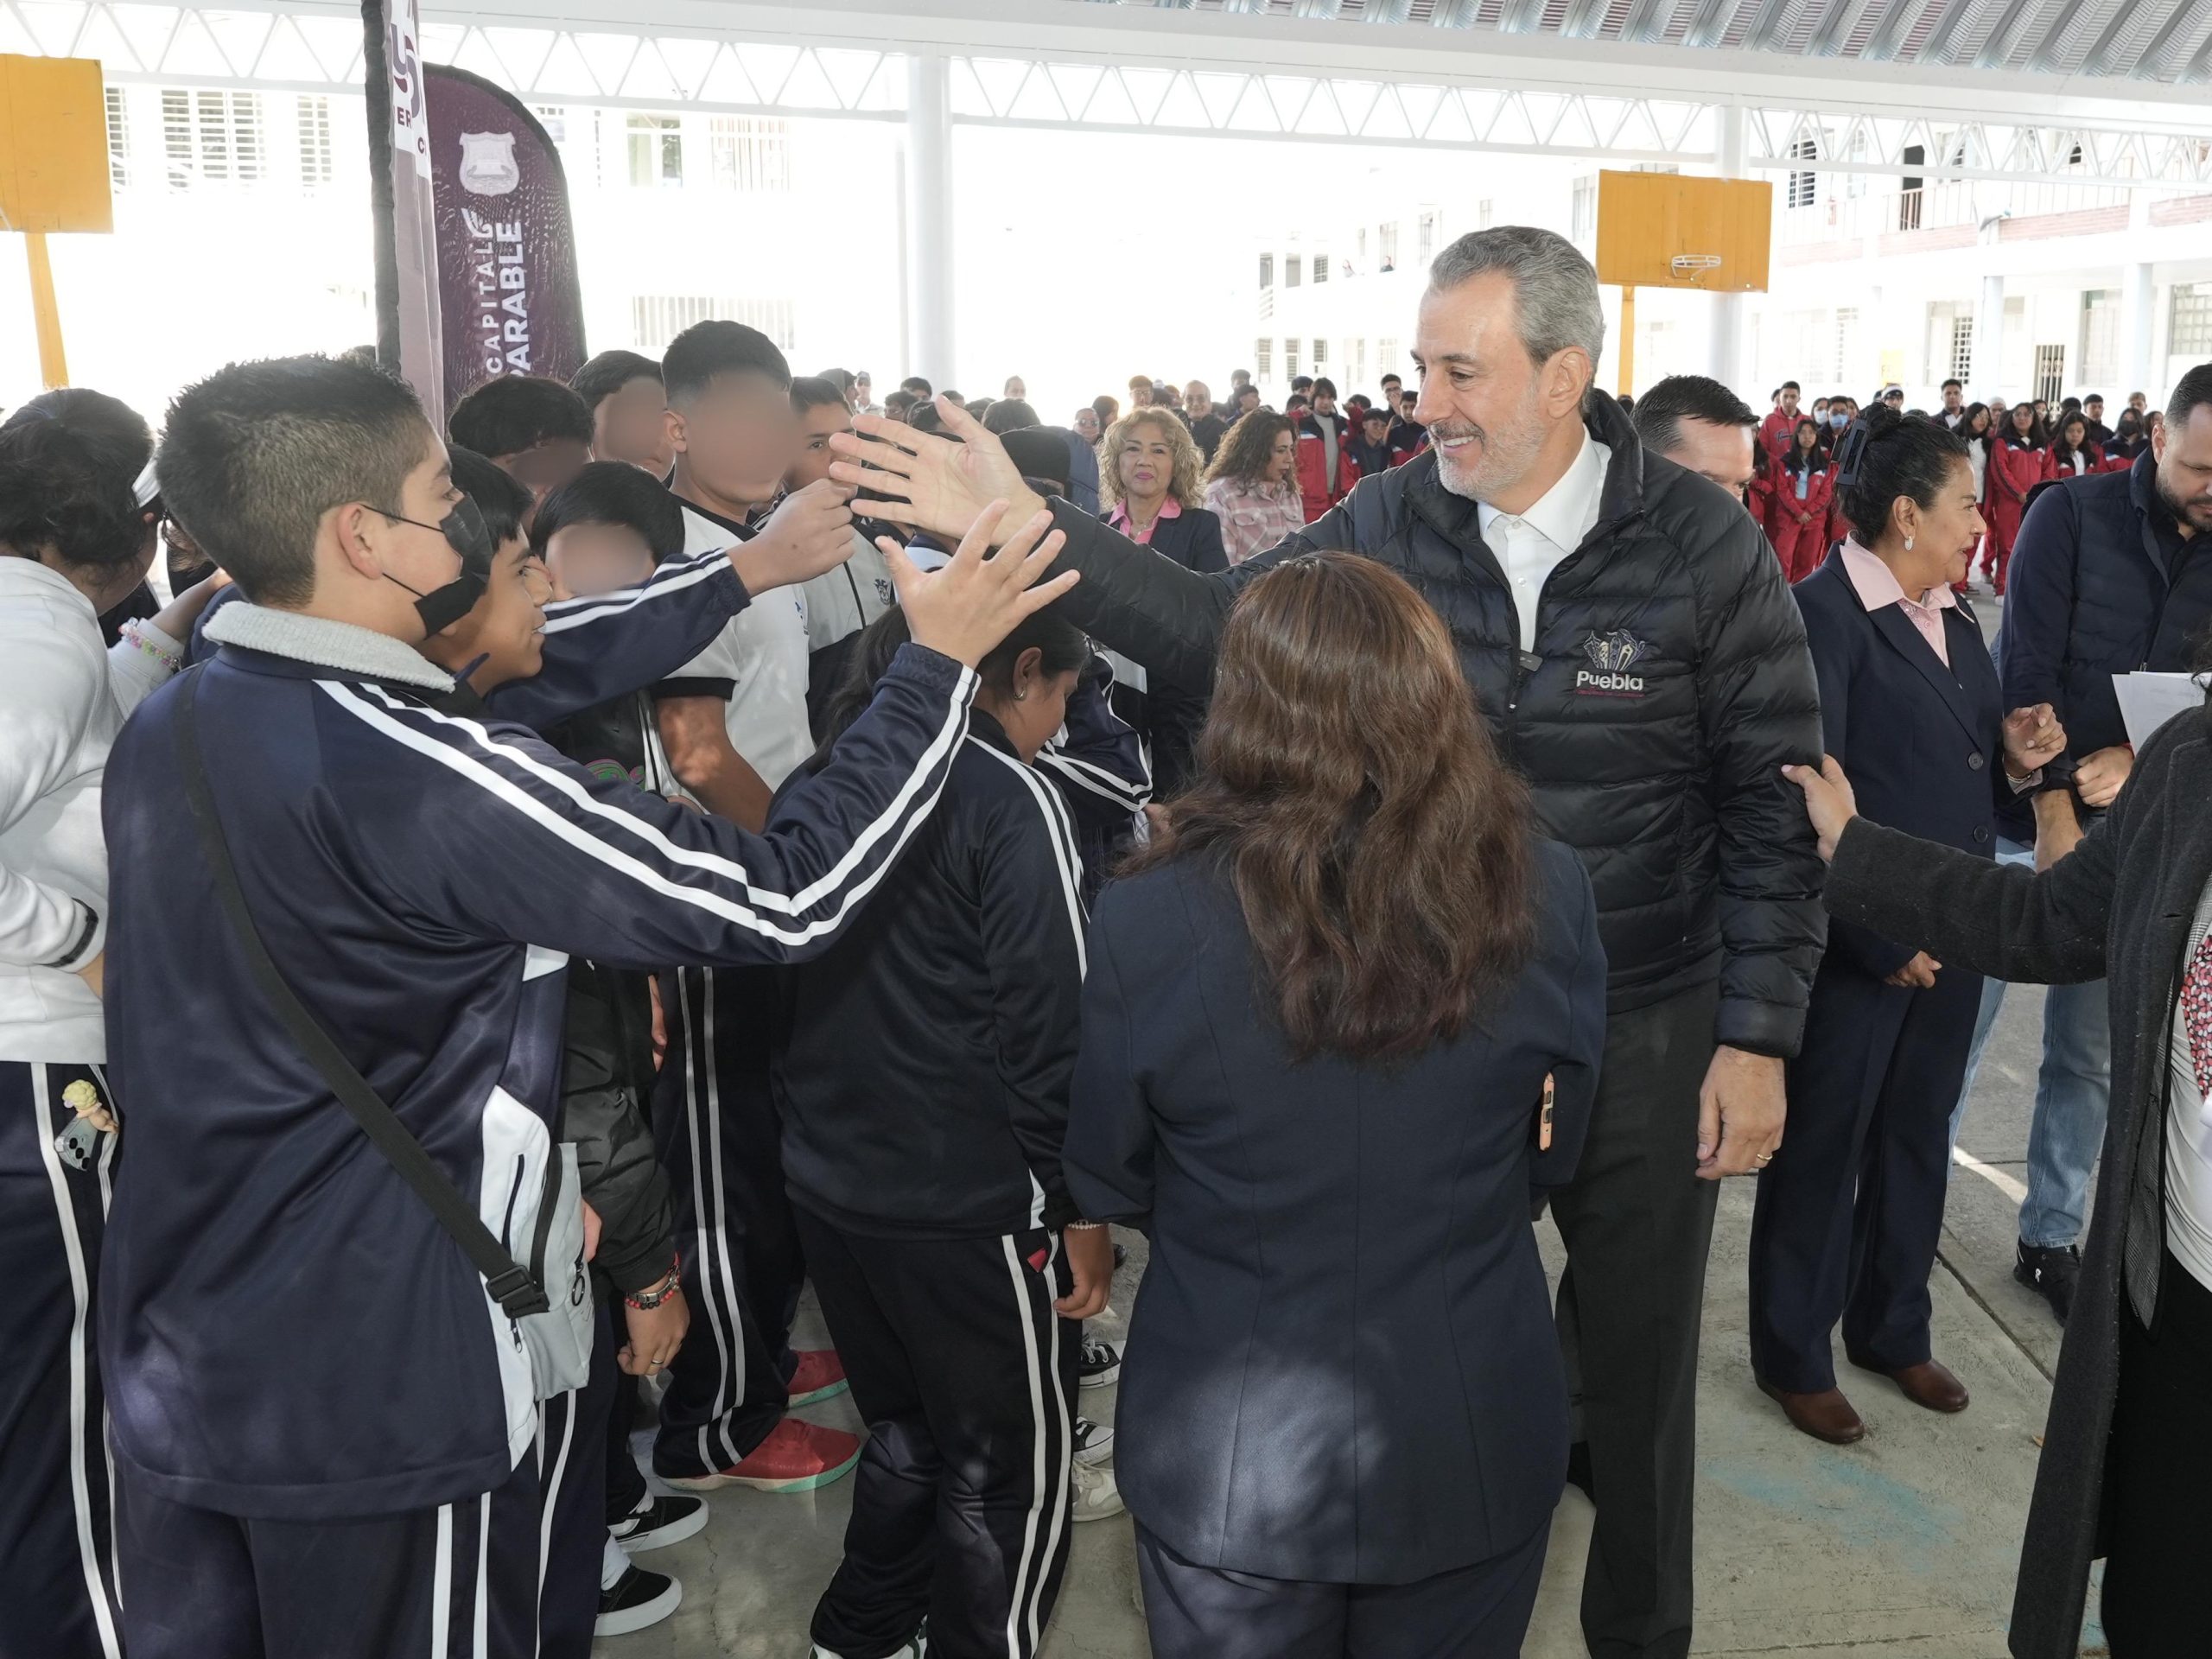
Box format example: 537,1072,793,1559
1710,103,1747,396
2120,260,2155,405
903,53,954,388
1973,272,2005,400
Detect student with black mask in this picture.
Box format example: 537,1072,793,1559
94,353,1073,1659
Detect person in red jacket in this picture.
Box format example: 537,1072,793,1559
1983,401,2046,594
2044,410,2104,483
1747,439,1778,566
1770,417,1835,583
1758,381,1802,463
1294,377,1358,522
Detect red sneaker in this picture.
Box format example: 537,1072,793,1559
662,1418,861,1493
786,1348,850,1407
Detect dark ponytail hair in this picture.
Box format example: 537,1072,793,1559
1834,405,1971,543
0,415,152,575
814,601,1090,758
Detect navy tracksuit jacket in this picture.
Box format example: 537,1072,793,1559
99,601,981,1522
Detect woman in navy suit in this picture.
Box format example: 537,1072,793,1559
1064,553,1608,1658
1748,409,2066,1445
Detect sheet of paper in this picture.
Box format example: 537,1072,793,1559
2111,671,2209,750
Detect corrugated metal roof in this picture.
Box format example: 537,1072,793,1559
1062,0,2212,79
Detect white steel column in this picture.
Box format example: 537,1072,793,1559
2120,260,2155,403
904,51,955,388
1711,103,1748,396
1973,273,2005,400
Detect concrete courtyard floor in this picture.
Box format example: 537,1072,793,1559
595,969,2100,1659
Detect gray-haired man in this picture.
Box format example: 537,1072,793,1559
832,226,1824,1658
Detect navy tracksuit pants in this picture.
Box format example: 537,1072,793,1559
650,964,805,1478
795,1211,1077,1659
0,1059,124,1659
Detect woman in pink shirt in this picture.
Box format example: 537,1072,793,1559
1747,407,2064,1450
1201,413,1306,567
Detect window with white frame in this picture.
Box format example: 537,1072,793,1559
1378,220,1398,270
1313,248,1330,284
1285,338,1300,378
709,117,790,193
105,87,129,189
630,296,796,353
626,115,683,188
2033,344,2067,406
1477,199,1493,231
1313,339,1329,370
1259,252,1274,289
1570,176,1597,244
162,89,264,188
2173,284,2212,357
2080,289,2120,388
1286,255,1303,288
1788,137,1819,209
1354,338,1366,385
1950,313,1974,382
1255,337,1272,378
297,95,334,187
1379,337,1400,381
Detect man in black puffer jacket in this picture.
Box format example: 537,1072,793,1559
830,226,1823,1659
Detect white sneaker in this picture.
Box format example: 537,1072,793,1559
1071,1460,1126,1522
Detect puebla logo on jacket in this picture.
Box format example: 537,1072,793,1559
1576,629,1651,697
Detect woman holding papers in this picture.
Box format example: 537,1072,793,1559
1746,410,2064,1446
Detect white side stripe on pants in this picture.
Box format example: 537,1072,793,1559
999,1233,1070,1659
31,1069,124,1659
430,1503,454,1656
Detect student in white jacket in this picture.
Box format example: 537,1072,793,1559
0,409,222,1659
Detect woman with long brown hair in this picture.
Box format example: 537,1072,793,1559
1064,553,1606,1658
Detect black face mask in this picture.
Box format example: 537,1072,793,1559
375,495,495,634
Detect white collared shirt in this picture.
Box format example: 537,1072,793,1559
1476,430,1611,652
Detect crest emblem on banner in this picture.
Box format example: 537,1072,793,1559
456,130,521,195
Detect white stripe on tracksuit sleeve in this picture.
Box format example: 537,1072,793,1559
321,644,977,970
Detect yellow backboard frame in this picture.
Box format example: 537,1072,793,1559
0,54,114,233
1594,170,1770,294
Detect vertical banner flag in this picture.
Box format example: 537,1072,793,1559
424,65,587,407
361,0,444,425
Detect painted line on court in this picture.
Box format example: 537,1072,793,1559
1952,1146,2029,1204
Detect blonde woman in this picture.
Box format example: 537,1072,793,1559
1202,412,1305,566
1096,408,1224,794
1099,408,1225,575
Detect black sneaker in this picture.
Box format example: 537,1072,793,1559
1072,1415,1116,1466
608,1493,707,1553
596,1563,681,1637
1078,1337,1121,1389
2015,1242,2082,1325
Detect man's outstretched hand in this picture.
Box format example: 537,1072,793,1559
884,499,1080,670
829,396,1049,549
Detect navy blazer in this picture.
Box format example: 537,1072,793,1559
1794,549,2009,980
1064,840,1607,1584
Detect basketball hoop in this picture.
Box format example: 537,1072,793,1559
1669,253,1724,283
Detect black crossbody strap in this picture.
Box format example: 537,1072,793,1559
174,671,550,1319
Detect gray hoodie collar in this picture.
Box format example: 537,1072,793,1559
203,601,454,691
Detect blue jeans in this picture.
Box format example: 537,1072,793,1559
1949,838,2113,1248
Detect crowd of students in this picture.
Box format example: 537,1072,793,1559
5,216,2211,1659
1723,378,2157,594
